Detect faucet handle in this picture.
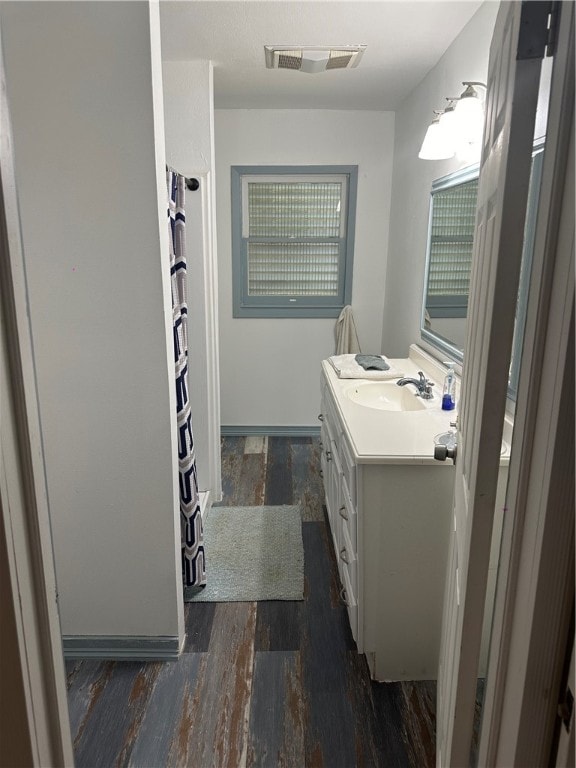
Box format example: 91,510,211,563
422,381,435,400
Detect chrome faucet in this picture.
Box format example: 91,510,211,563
396,371,434,399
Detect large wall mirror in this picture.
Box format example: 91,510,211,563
421,165,478,363
421,142,544,401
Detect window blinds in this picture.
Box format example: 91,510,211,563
428,179,478,298
245,179,344,296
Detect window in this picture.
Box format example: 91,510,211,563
424,165,479,320
231,165,358,318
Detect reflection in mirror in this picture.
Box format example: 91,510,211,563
421,165,479,363
507,143,544,403
421,143,545,402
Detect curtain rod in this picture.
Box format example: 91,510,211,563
166,165,200,191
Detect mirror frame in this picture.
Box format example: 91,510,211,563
420,163,480,365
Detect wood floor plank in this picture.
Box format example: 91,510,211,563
264,437,293,506
244,435,267,454
254,600,302,652
217,437,246,506
66,660,113,744
289,436,313,445
304,519,350,616
370,681,415,768
339,651,385,768
247,651,305,768
291,439,325,521
72,660,161,768
399,680,436,767
127,654,202,768
177,601,257,768
300,522,358,767
183,601,217,652
235,453,266,506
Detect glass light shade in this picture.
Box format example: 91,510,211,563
418,121,455,160
454,95,484,142
456,139,482,164
439,107,458,143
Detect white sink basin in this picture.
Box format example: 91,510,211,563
345,381,427,411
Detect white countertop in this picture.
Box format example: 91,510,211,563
322,345,511,466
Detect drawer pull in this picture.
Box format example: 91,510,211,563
318,414,324,422
339,586,349,606
340,547,350,564
325,450,332,461
338,505,348,520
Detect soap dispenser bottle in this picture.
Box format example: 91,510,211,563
442,362,456,411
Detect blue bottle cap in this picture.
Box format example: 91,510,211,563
442,394,455,411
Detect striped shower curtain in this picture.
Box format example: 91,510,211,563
167,169,206,593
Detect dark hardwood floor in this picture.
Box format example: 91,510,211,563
65,436,436,767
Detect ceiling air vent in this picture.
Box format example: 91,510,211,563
264,45,366,74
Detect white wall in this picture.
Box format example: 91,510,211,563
0,1,183,640
382,2,498,357
163,60,221,501
216,109,394,428
163,60,214,176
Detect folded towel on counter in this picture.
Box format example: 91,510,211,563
328,354,403,380
355,354,390,371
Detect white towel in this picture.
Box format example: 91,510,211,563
328,354,404,380
335,306,361,354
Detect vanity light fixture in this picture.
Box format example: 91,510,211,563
454,82,486,142
438,100,459,143
418,112,455,160
419,81,487,160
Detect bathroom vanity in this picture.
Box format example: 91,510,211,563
319,345,509,682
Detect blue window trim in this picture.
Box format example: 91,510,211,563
231,165,358,318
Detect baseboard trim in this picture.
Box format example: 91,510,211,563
62,635,181,660
221,425,321,437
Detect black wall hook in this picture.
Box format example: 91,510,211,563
185,177,200,191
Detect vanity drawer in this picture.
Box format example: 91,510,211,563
319,422,330,457
338,488,358,553
340,564,358,643
319,425,328,473
324,389,342,438
340,436,356,506
320,424,341,477
338,524,358,600
320,406,335,443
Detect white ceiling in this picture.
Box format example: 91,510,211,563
160,0,484,111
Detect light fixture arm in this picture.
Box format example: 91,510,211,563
458,82,487,100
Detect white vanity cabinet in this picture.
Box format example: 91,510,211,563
319,351,510,682
320,358,456,681
319,384,359,641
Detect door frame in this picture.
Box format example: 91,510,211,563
0,28,74,767
479,3,575,764
437,3,552,763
